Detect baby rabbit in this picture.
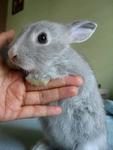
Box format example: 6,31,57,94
8,20,107,150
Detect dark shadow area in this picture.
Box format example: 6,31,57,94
0,124,43,150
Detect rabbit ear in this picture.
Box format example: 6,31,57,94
67,20,97,43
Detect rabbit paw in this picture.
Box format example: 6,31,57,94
32,141,51,150
26,74,50,86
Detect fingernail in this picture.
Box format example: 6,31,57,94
71,87,79,95
55,107,62,114
76,76,84,86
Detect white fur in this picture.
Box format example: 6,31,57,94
84,135,107,150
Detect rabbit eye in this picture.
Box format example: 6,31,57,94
37,32,47,44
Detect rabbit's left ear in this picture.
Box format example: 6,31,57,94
67,20,97,43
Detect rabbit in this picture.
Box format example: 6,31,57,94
8,20,107,150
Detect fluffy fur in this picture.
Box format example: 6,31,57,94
8,20,107,150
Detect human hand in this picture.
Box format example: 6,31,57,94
0,30,83,121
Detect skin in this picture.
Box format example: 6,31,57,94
0,30,83,121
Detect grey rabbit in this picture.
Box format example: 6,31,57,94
8,20,107,150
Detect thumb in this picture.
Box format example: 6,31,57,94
0,29,15,49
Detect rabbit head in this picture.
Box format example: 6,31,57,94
8,20,97,80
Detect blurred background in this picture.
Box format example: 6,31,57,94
0,0,113,99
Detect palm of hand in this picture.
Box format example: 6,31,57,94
0,59,26,121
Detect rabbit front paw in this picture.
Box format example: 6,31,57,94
32,141,52,150
26,74,50,86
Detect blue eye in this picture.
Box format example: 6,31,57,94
37,32,47,44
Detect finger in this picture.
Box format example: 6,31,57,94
0,29,15,49
26,76,83,91
16,105,62,119
24,86,78,105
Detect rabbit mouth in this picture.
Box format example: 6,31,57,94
21,68,35,77
22,69,30,76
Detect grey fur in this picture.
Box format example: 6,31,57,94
8,20,107,150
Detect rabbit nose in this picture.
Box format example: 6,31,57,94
8,50,18,63
12,54,17,62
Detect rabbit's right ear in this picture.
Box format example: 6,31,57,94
67,20,97,43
